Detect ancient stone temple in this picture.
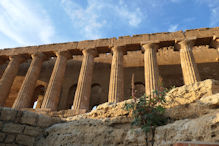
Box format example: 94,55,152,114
0,27,219,146
0,27,218,113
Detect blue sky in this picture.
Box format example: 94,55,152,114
0,0,218,49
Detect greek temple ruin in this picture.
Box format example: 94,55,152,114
0,27,218,113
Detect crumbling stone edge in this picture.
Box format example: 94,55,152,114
0,107,62,146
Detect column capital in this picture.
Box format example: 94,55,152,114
111,46,127,55
141,41,160,51
55,51,72,59
211,35,219,49
9,55,25,63
178,37,196,50
82,48,98,57
31,52,47,60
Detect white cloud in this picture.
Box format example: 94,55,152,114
210,7,219,26
195,0,219,27
61,0,143,40
115,3,142,27
168,24,178,32
61,0,105,39
0,0,55,48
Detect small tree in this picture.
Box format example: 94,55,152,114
124,87,168,146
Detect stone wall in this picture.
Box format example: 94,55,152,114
0,79,218,145
0,107,61,146
36,79,219,146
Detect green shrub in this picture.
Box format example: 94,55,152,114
124,88,168,145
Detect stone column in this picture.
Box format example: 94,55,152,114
179,39,201,85
12,53,46,109
41,51,71,111
142,42,160,96
72,49,97,111
108,46,125,103
213,36,219,61
0,55,24,106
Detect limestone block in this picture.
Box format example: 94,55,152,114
154,110,219,145
165,79,219,108
0,132,5,142
23,126,43,136
0,121,3,130
141,34,150,42
173,141,219,146
0,108,17,121
200,93,219,106
185,27,219,39
37,114,60,128
14,111,22,123
116,36,132,46
124,128,146,145
77,40,96,49
95,38,113,48
16,135,34,146
20,111,37,126
5,144,18,146
132,34,144,44
5,135,15,143
2,123,24,134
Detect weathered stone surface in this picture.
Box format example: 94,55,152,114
37,114,61,128
0,108,17,121
16,135,34,146
72,49,96,110
36,80,219,146
36,110,219,146
0,133,5,142
5,144,18,146
2,123,24,134
36,119,131,146
200,93,219,106
20,111,37,126
5,135,15,143
0,121,3,130
173,142,219,146
154,110,219,145
23,126,43,136
165,79,219,108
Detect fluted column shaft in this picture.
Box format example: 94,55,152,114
12,53,46,109
142,43,160,96
0,55,24,106
215,38,219,57
108,46,124,103
179,40,201,85
72,49,97,110
41,51,71,110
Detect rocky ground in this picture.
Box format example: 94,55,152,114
36,79,219,146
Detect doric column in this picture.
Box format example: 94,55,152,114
179,39,201,85
0,55,24,106
108,46,125,103
41,51,71,110
142,42,160,96
72,49,97,111
12,53,46,109
216,39,219,61
212,36,219,61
